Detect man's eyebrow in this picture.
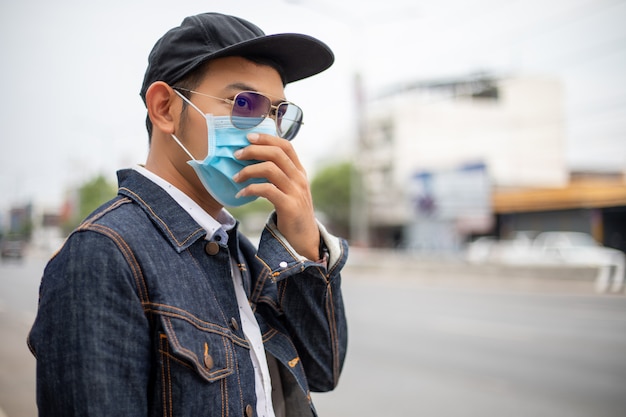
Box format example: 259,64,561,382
223,82,286,102
224,82,256,93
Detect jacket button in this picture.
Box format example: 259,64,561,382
205,241,220,256
230,317,240,331
245,404,254,417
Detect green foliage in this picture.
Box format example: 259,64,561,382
78,175,117,219
229,161,358,238
228,197,274,220
310,161,354,237
59,167,357,238
228,198,274,236
63,174,117,234
18,219,34,240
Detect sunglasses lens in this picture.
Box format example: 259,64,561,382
230,91,303,140
276,103,303,141
230,92,271,129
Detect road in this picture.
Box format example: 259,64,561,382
313,266,626,417
0,256,41,417
2,254,626,417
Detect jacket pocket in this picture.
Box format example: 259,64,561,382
159,315,234,382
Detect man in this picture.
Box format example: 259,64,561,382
28,12,348,417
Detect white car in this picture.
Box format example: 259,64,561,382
466,231,625,293
528,232,625,293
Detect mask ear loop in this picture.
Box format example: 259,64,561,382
170,89,212,162
170,133,196,161
174,89,205,116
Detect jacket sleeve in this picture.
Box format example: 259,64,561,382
255,214,349,392
27,229,151,417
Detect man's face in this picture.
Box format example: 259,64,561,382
170,56,286,202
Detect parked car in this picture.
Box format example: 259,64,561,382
465,231,538,265
466,231,625,293
0,238,25,260
529,232,625,293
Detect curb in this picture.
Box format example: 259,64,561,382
342,248,625,295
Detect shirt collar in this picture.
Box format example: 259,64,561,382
133,165,235,242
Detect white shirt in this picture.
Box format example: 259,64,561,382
134,166,278,417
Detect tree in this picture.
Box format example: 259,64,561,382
62,174,117,234
232,161,358,239
228,198,274,237
310,161,354,238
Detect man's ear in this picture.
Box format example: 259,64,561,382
145,81,177,135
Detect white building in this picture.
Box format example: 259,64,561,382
358,74,566,249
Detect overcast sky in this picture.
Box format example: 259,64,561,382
1,0,625,213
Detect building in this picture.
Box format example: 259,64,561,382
494,171,626,253
357,73,625,252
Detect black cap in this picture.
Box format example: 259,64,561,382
140,12,335,103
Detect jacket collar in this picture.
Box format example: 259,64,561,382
116,169,207,253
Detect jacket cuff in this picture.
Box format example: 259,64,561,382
257,212,345,275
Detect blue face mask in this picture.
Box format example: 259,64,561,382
171,92,277,207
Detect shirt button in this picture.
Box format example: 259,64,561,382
245,404,254,417
230,317,240,331
205,241,220,256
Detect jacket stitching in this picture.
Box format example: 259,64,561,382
80,197,130,226
159,334,173,417
144,304,249,347
257,295,280,312
162,317,234,381
72,197,151,304
160,349,194,371
222,334,232,415
260,327,279,343
221,377,228,417
249,267,269,306
120,187,205,248
86,223,149,303
232,343,241,417
326,283,340,385
187,249,231,326
311,264,341,385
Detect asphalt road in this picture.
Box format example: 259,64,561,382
313,268,626,417
0,257,40,417
2,254,626,417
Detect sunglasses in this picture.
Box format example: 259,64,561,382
173,87,304,140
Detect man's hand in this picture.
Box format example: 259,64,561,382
233,132,320,261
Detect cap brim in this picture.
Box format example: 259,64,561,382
172,33,334,86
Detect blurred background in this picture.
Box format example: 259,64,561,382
1,0,626,416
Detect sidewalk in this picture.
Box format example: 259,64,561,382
343,247,609,295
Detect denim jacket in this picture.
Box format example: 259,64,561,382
28,169,348,417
